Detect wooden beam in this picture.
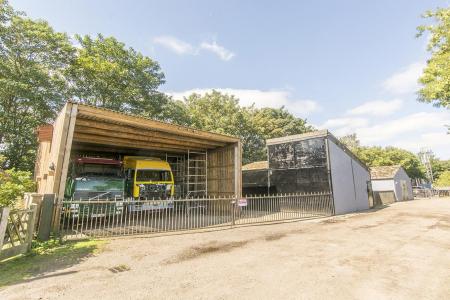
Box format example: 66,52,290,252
57,104,78,200
75,118,226,148
71,143,178,155
75,124,212,150
77,105,239,143
73,131,205,151
73,133,198,153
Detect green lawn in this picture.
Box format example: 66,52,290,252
0,239,106,287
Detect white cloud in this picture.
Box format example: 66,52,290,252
321,111,450,158
153,36,195,55
320,117,370,137
356,112,448,144
392,131,450,154
382,62,425,95
200,41,235,61
167,88,320,117
348,99,403,116
152,36,235,61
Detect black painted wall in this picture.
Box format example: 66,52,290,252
267,137,330,193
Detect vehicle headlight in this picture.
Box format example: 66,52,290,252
166,184,172,191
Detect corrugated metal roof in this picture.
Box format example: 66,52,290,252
242,161,269,171
370,165,402,179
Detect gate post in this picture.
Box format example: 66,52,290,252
231,197,236,227
0,207,11,250
27,204,38,251
39,194,56,241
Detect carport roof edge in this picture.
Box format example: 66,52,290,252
66,101,240,145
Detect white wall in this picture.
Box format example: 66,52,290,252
328,140,370,214
352,158,371,211
394,168,413,201
372,168,413,201
372,180,395,192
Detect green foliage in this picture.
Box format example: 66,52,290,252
434,170,450,187
179,90,313,163
67,34,166,117
0,1,169,172
339,134,426,179
0,0,74,170
356,146,426,179
430,155,450,182
0,239,105,287
339,134,360,152
0,157,35,207
183,91,259,163
417,7,450,108
249,107,314,161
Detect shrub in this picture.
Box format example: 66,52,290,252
0,156,35,207
435,171,450,187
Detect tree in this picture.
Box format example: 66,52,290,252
67,34,167,117
0,0,75,170
0,155,35,207
417,7,450,108
249,107,313,161
338,133,426,179
177,91,314,164
339,134,361,152
182,91,260,164
430,155,450,183
356,146,426,179
1,0,171,172
434,170,450,187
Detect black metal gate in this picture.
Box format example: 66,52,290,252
59,192,334,239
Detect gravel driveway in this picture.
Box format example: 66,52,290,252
2,197,450,300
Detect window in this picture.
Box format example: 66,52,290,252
136,170,171,182
76,164,122,177
74,178,124,191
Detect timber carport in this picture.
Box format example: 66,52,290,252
34,101,242,231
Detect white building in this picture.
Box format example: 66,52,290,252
370,165,413,204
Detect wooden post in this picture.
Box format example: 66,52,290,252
38,194,55,241
0,207,11,251
27,204,37,251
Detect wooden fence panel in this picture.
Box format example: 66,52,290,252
0,205,37,260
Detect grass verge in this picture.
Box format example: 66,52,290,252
0,239,106,288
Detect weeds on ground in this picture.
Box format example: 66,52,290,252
0,238,106,287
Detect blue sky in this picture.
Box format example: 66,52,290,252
10,0,450,158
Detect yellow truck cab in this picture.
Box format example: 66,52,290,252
123,156,175,200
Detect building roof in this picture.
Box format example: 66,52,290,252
370,165,402,179
58,101,239,154
242,161,269,171
265,130,369,171
266,130,329,146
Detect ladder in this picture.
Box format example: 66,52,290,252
186,150,207,198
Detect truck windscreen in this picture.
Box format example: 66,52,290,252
76,164,122,176
136,170,171,182
75,178,124,191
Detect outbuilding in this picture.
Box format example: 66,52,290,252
35,102,242,227
243,130,371,214
370,165,413,204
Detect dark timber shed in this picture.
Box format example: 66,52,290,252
35,102,242,204
243,130,371,214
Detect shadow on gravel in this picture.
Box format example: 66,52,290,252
165,240,249,264
0,239,104,288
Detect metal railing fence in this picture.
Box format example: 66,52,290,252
59,192,333,239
